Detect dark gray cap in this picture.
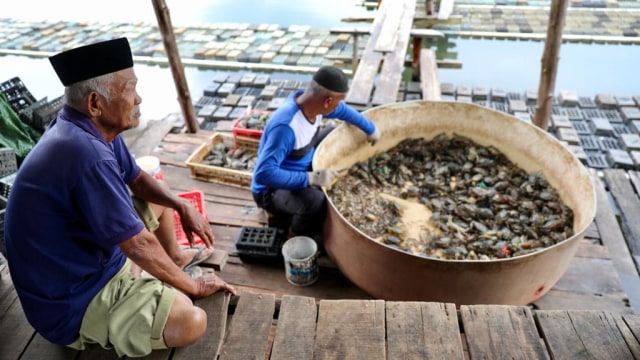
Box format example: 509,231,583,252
312,65,349,93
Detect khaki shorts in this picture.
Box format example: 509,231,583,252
131,193,160,232
68,260,177,358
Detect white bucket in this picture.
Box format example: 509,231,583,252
282,236,319,286
136,155,164,180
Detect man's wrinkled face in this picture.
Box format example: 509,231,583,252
99,68,142,131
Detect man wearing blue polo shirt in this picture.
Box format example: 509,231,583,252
4,38,236,357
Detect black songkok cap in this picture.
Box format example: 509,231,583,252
49,37,133,86
312,65,349,93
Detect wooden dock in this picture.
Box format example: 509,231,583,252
2,1,640,357
2,110,640,357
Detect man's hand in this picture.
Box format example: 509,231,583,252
308,169,339,188
367,126,381,146
193,273,237,298
178,200,215,248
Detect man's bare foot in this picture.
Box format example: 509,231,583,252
176,246,214,269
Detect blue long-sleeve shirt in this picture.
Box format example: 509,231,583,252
250,90,375,194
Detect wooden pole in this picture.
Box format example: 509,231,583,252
151,0,198,133
533,0,569,131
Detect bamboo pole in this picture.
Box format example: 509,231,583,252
151,0,198,133
533,0,569,131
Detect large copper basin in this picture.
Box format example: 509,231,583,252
314,101,596,305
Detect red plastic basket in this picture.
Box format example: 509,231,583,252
173,190,207,247
231,110,270,143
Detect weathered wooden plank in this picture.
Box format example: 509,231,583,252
604,169,640,256
419,49,442,101
200,249,229,271
20,334,79,360
346,53,382,106
76,345,121,360
386,302,463,359
550,256,624,295
0,283,36,360
161,164,254,201
371,0,416,106
219,292,275,360
163,130,214,146
174,291,231,360
204,201,264,228
372,0,416,105
585,220,600,240
592,171,640,313
373,0,404,53
532,241,630,313
270,295,317,360
0,265,18,317
345,0,388,106
534,289,633,314
613,313,640,359
314,300,386,360
157,142,199,165
461,305,549,360
330,27,444,39
537,310,634,359
216,255,371,300
575,240,609,259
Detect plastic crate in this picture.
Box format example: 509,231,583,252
234,135,260,152
235,226,285,261
0,77,37,114
185,132,254,189
232,110,270,143
0,173,16,199
0,148,17,178
0,195,7,256
32,95,63,132
173,190,207,247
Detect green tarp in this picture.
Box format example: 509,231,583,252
0,93,41,163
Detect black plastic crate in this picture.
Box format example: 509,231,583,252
571,120,592,135
0,173,16,198
585,151,609,169
578,96,597,109
32,95,63,132
606,149,635,170
560,107,584,120
599,136,621,150
613,124,632,137
235,226,285,261
579,135,600,150
582,108,606,120
0,195,7,256
602,109,623,122
490,102,507,113
0,148,17,178
18,97,47,129
0,76,37,114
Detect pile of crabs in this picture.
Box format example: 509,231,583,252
327,133,574,260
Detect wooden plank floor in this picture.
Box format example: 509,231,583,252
3,117,640,358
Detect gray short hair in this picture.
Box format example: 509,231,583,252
64,72,115,106
308,79,334,98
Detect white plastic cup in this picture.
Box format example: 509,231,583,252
282,236,319,286
136,155,164,180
